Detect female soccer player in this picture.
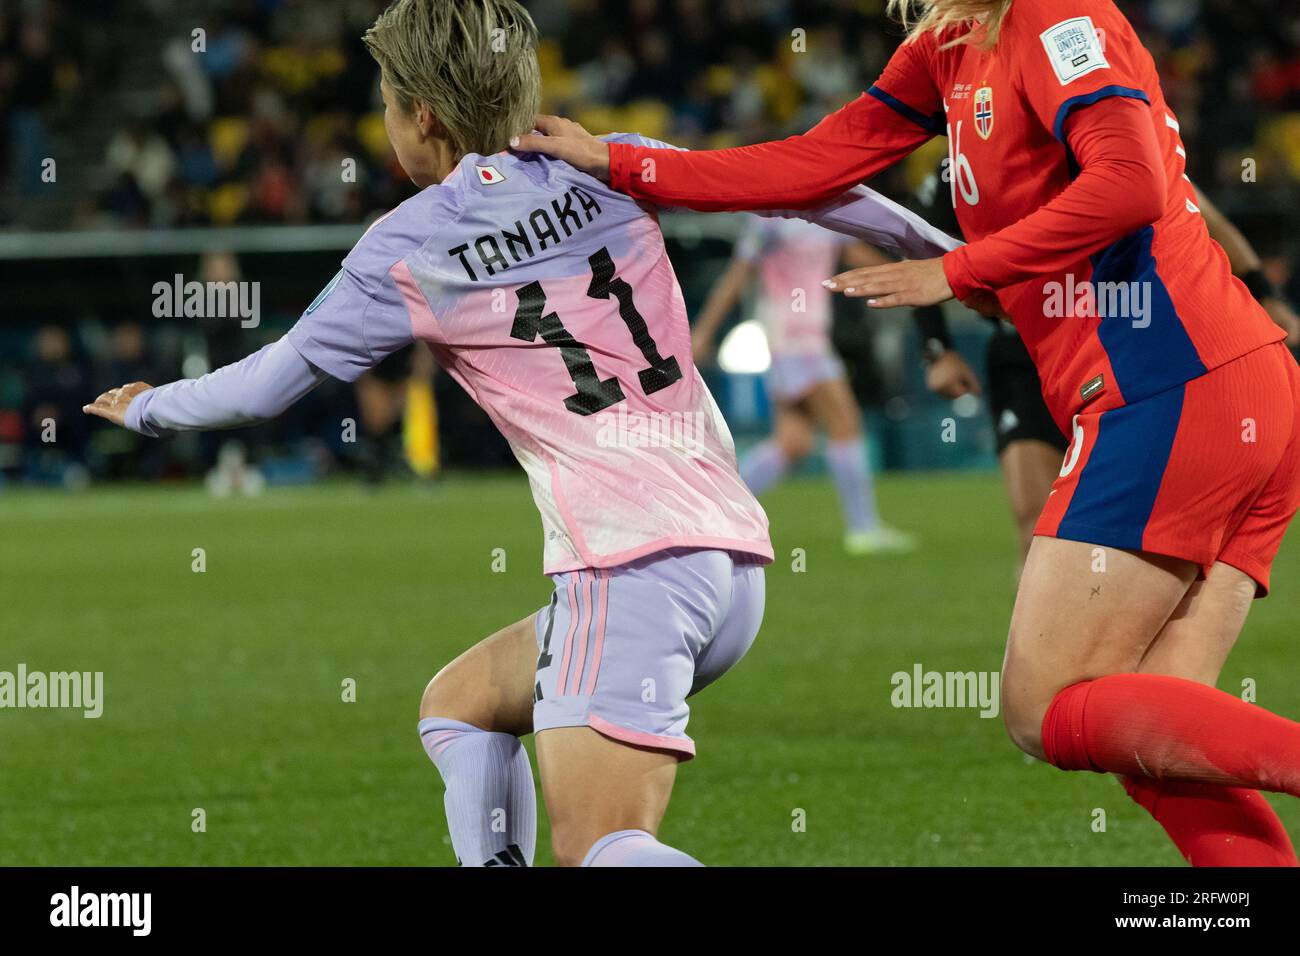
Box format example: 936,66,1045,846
517,0,1300,865
84,0,954,866
694,216,917,554
910,162,1300,574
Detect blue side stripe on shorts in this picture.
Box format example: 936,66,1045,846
1092,225,1208,405
1057,384,1185,548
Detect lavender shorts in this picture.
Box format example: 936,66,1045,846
765,352,845,404
532,548,766,760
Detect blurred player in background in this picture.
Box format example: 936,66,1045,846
911,164,1300,575
354,342,441,484
84,0,954,866
22,324,89,487
694,214,917,555
520,0,1300,867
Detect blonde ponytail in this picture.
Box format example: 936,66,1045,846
886,0,1014,50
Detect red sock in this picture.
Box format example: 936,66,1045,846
1042,674,1300,796
1123,776,1298,866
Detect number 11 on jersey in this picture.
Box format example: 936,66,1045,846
510,245,682,416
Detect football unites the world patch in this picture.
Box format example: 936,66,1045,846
1040,16,1109,86
974,86,994,140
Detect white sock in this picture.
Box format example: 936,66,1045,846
581,829,703,867
826,437,879,534
739,439,789,496
418,717,536,866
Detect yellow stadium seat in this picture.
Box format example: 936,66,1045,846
621,101,673,141
209,118,250,171
537,40,564,74
357,113,393,161
304,113,348,146
208,183,249,225
903,138,950,194
575,104,620,135
1260,113,1300,180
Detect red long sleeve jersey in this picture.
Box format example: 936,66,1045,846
609,0,1284,429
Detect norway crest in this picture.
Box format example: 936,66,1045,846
974,86,994,140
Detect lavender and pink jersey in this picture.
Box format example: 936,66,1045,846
286,139,773,572
126,135,958,574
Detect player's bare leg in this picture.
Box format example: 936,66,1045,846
534,727,687,867
997,438,1062,569
738,402,813,497
803,375,860,444
1124,563,1298,864
417,615,539,866
1137,562,1255,683
420,615,537,734
1001,537,1196,760
1007,550,1297,863
773,401,817,460
805,376,915,553
1004,537,1300,801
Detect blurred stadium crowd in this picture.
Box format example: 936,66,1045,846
2,0,1300,485
6,0,1299,229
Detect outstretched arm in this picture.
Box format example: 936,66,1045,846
784,185,960,261
85,336,331,436
821,96,1166,314
518,95,933,213
941,97,1166,300
591,131,962,261
89,236,423,437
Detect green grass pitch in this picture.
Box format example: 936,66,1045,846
2,472,1297,866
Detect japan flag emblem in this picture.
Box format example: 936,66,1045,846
477,164,507,185
974,86,994,140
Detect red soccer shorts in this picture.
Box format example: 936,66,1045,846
1036,342,1300,595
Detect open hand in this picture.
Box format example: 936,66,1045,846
511,115,611,182
83,382,153,428
823,258,954,309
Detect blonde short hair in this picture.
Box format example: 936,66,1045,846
363,0,541,157
887,0,1014,49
